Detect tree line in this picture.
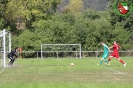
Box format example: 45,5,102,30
0,0,133,51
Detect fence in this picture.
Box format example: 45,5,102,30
11,51,133,59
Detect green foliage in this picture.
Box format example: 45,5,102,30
107,0,133,49
5,0,61,30
12,8,132,51
0,0,8,15
12,30,34,51
0,18,4,29
64,0,83,14
0,0,9,30
0,0,132,51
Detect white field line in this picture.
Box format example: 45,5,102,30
109,68,125,74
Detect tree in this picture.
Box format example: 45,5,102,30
5,0,61,31
12,5,132,51
0,18,4,29
14,13,76,51
107,0,133,48
64,0,83,14
0,0,9,30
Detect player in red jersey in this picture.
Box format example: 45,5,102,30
108,41,126,67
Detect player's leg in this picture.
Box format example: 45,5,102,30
117,58,124,64
104,59,108,63
99,58,108,66
99,58,104,65
98,54,107,65
8,57,13,66
8,61,11,66
103,53,109,65
108,53,112,62
10,58,15,66
116,56,126,67
108,55,113,65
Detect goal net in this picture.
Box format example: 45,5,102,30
0,29,11,68
41,44,81,59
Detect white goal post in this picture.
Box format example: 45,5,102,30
41,44,82,59
0,29,11,68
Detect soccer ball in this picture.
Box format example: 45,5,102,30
70,63,74,66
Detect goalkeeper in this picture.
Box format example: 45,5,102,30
97,42,110,66
8,47,19,67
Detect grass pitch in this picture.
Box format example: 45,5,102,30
0,57,133,88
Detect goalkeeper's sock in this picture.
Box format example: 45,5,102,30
100,60,103,65
8,61,11,66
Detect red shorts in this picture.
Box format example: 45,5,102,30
110,53,119,58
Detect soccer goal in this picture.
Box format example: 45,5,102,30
41,44,82,59
0,29,11,68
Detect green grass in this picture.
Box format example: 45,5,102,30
0,57,133,88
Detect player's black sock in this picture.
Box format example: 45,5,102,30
11,59,15,66
8,61,11,66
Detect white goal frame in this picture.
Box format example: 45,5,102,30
0,29,11,68
41,44,82,59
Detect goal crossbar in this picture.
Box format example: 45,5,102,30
41,44,81,46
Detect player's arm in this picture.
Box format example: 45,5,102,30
14,52,18,58
101,48,104,52
109,46,113,49
12,51,18,58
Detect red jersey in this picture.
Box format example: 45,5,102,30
113,44,120,54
